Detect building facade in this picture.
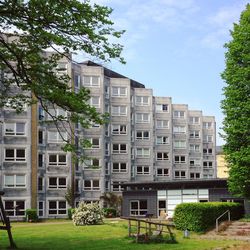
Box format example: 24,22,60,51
0,59,216,219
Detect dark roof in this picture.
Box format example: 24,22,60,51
122,179,228,190
80,60,145,89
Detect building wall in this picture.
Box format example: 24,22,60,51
0,58,216,219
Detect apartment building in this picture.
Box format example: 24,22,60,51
0,59,216,219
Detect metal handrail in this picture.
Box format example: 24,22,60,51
216,210,230,232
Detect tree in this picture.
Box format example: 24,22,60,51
0,0,125,158
221,4,250,198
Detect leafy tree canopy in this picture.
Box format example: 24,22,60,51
0,0,125,158
221,4,250,198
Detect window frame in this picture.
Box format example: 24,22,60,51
4,148,26,162
4,174,26,188
4,122,26,136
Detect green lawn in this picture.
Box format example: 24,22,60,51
0,219,243,250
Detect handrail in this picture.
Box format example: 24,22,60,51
216,210,230,232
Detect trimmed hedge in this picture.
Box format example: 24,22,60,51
173,202,244,232
25,209,38,222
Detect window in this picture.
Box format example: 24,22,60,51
136,113,150,123
203,174,214,179
174,140,186,148
38,177,43,191
136,148,150,158
48,201,67,215
136,131,150,140
90,138,100,149
112,163,127,173
157,168,169,176
156,120,169,129
48,131,67,143
156,104,168,112
135,96,149,106
190,158,200,166
38,201,44,217
89,96,100,108
4,122,25,136
189,117,200,124
38,106,45,120
84,180,100,191
203,161,213,168
83,75,100,87
112,144,127,154
174,111,185,118
48,177,67,189
111,86,127,97
48,153,67,166
47,108,67,120
38,130,44,144
136,166,150,175
74,74,80,89
84,159,100,168
190,173,200,179
156,136,169,145
203,148,213,155
38,154,44,168
157,152,168,161
112,182,123,192
203,122,212,129
130,200,147,216
5,148,26,162
190,144,200,152
190,130,200,139
4,200,25,216
111,105,127,116
174,171,186,179
204,135,213,142
112,125,127,135
174,155,186,163
4,175,26,188
173,126,186,133
57,62,67,71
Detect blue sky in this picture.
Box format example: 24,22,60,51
88,0,248,146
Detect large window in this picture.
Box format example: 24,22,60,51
48,201,67,215
190,130,200,139
111,106,127,116
136,166,150,175
203,161,213,168
156,120,169,129
5,200,25,216
112,182,123,192
156,104,168,112
174,171,186,179
135,96,149,106
204,135,213,142
83,75,100,87
112,144,127,154
136,148,150,158
112,163,127,173
130,200,147,216
174,155,186,163
89,96,100,108
190,158,200,166
136,131,150,140
84,180,100,191
190,144,200,152
4,122,25,136
156,136,169,145
203,122,213,129
156,152,168,161
136,113,150,123
112,125,127,135
84,158,100,168
5,148,26,162
203,148,213,155
4,175,26,188
157,168,169,176
173,111,185,118
190,173,200,179
174,140,186,149
48,177,67,189
48,153,67,166
173,126,186,133
47,108,67,120
48,131,67,143
189,117,200,124
112,86,127,97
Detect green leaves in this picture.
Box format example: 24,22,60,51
221,4,250,198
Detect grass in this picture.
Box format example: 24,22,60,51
0,219,246,250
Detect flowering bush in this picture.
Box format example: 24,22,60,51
72,202,104,226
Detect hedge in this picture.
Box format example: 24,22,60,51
103,208,117,218
173,202,244,232
25,209,38,222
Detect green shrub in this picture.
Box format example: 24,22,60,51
68,208,76,220
103,207,117,218
173,202,244,232
25,209,38,222
72,202,103,226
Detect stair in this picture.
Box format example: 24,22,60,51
220,221,250,236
